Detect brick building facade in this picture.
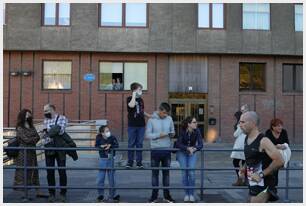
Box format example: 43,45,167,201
3,3,303,143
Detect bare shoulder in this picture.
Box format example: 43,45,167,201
260,137,275,152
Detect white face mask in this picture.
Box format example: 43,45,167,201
104,132,111,138
136,90,142,97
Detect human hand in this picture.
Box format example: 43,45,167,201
159,132,168,138
105,144,111,150
132,91,137,98
250,173,261,183
276,144,286,150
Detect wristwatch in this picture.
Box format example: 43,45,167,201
259,171,265,178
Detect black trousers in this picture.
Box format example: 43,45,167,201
45,152,67,195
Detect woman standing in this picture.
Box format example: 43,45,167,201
264,118,289,201
14,109,46,201
176,116,203,202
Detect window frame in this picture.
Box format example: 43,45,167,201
3,3,6,25
282,64,303,93
98,60,148,92
99,3,148,28
239,62,266,92
241,3,270,31
41,3,71,27
42,60,73,91
294,3,303,32
197,3,226,29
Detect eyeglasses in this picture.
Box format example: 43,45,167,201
191,121,197,124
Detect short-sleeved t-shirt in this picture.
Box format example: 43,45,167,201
127,96,145,127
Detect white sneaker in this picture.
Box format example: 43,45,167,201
184,195,189,202
189,195,195,202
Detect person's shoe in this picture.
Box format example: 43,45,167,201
59,194,66,203
36,192,49,198
112,195,120,202
126,162,133,169
164,194,175,203
136,162,144,169
48,195,56,203
148,196,158,203
184,195,190,202
189,195,195,202
96,195,106,202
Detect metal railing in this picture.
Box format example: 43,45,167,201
3,146,303,202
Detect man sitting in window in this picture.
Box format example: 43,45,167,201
113,78,123,90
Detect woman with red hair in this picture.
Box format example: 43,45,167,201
264,118,289,201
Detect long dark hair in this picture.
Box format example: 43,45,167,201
234,110,242,130
16,109,34,129
181,116,196,131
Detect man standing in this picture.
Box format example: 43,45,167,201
126,82,150,169
239,111,284,203
42,104,68,202
146,102,175,203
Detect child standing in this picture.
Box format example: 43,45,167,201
95,125,120,202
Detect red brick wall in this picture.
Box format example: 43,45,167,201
3,51,302,143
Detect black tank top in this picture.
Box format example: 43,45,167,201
244,133,270,170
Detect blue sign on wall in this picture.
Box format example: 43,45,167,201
83,73,95,82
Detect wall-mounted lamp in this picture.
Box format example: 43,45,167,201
10,71,20,76
22,71,32,76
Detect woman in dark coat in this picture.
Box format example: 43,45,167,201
14,109,47,200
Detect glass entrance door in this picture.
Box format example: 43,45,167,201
169,99,207,140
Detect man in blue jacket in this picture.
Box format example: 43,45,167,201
145,102,175,203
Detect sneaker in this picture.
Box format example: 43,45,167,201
184,195,190,202
189,195,195,202
59,194,66,203
96,195,105,202
112,195,120,202
48,195,56,203
136,162,144,169
126,162,133,169
164,194,175,203
148,196,158,203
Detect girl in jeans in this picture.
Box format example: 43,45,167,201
176,116,203,202
95,125,120,202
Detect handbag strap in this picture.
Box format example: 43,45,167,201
55,114,60,125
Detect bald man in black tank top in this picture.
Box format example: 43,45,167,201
239,111,284,203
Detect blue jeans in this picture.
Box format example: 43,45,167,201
127,127,145,164
97,158,116,198
151,151,171,198
176,151,197,196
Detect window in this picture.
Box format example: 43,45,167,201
99,62,147,91
3,3,5,25
239,63,265,91
43,61,72,90
198,3,224,28
100,3,147,27
43,3,70,26
242,3,270,30
283,64,303,92
101,3,122,26
295,4,303,32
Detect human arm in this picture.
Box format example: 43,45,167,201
128,92,137,108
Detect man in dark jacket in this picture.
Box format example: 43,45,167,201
42,104,69,202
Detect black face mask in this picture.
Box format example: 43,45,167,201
26,116,33,122
44,113,52,119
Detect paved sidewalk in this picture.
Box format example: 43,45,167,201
3,143,303,203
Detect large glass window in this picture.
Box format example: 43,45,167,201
295,4,303,32
100,3,147,27
99,62,147,91
198,3,224,28
126,3,147,27
43,3,70,26
43,61,72,90
101,3,122,26
243,3,270,30
3,3,6,25
283,64,303,92
239,63,265,91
